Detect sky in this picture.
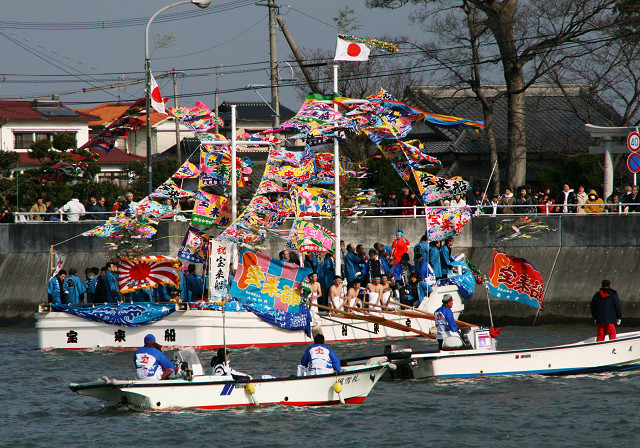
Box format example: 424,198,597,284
0,0,424,112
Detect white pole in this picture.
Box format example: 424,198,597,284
231,104,238,266
333,64,341,276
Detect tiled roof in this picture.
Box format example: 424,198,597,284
15,147,145,166
74,101,166,128
0,99,99,122
218,101,297,124
406,84,622,155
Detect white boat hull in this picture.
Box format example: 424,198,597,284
408,331,640,378
70,363,388,410
36,285,463,350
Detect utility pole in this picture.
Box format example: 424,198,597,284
215,65,221,134
268,0,280,129
276,15,321,94
171,68,182,162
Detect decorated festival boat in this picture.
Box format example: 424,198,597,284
70,348,390,410
375,327,640,379
36,283,464,350
37,89,483,351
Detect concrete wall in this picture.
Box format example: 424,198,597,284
1,214,639,326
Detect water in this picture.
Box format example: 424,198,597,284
3,323,640,448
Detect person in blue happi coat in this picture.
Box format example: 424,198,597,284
185,264,204,301
429,241,443,279
104,262,120,303
47,270,68,304
64,268,86,304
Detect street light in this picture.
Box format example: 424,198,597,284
145,0,212,196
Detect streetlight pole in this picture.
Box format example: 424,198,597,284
145,0,211,196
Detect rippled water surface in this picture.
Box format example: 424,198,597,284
3,323,640,448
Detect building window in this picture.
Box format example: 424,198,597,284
14,132,34,149
35,132,53,142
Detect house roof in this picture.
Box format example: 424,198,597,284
15,147,145,167
218,101,297,125
0,99,99,122
74,101,166,128
405,84,622,156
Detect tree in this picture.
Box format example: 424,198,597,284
0,151,19,179
52,132,77,152
28,138,53,163
367,0,621,189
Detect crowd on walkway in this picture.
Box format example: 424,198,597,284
358,183,640,215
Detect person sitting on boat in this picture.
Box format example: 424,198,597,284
329,275,346,311
299,334,341,376
344,280,362,310
435,294,459,350
590,279,622,342
134,334,179,381
366,277,384,310
47,270,68,304
210,348,252,380
379,274,393,308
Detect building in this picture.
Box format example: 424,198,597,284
0,98,97,154
404,84,622,190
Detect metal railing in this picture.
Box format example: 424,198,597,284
4,201,634,223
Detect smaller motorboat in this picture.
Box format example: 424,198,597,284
376,328,640,379
69,348,390,410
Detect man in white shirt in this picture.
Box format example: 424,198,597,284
61,194,86,221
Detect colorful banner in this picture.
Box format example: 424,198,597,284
150,179,193,200
117,256,182,293
167,101,223,133
172,161,201,179
177,226,210,264
209,240,231,296
230,251,311,314
51,303,175,327
425,206,473,242
131,197,177,220
294,221,336,254
82,213,157,239
488,250,544,309
414,171,471,204
200,151,245,187
191,192,231,227
292,186,335,217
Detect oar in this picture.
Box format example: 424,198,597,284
343,305,434,338
359,301,436,321
310,303,435,339
389,300,477,328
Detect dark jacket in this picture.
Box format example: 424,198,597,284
590,287,622,324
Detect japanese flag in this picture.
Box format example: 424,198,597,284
334,37,370,62
150,73,166,114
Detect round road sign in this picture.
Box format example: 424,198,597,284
628,153,640,173
628,131,640,152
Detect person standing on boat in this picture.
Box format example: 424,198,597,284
47,270,68,304
104,262,120,303
211,348,252,379
307,272,322,308
64,268,86,305
391,230,410,266
590,280,622,341
435,294,459,350
300,334,341,375
134,334,178,381
185,264,203,301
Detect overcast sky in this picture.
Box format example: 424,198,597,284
0,0,424,111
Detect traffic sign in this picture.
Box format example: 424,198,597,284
627,131,640,152
627,153,640,173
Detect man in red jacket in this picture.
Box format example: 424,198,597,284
391,230,410,266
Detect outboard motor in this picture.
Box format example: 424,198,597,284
442,327,496,351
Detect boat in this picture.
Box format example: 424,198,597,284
373,327,640,379
36,284,463,350
69,348,390,410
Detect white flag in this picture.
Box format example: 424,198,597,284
52,251,66,278
150,73,166,114
334,37,370,62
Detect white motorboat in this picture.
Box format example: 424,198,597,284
36,285,463,350
383,327,640,379
69,348,389,410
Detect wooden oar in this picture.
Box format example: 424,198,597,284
361,301,438,321
342,304,435,339
310,303,435,339
389,300,477,328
